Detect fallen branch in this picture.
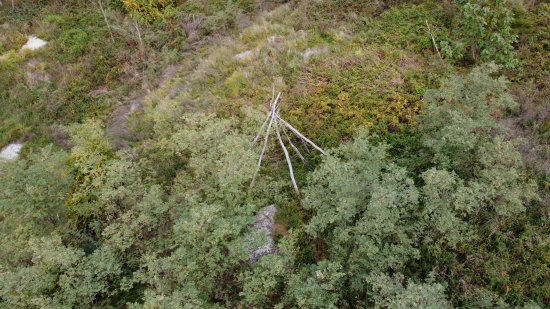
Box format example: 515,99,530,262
276,114,326,155
98,0,115,43
252,92,281,145
250,92,281,189
425,20,444,65
275,120,299,195
281,120,306,164
250,91,323,195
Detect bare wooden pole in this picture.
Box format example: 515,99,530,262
98,0,115,43
282,120,310,154
426,20,444,65
276,114,326,155
250,93,281,189
250,91,323,195
252,112,271,145
275,120,299,195
281,120,306,164
134,21,144,54
252,92,281,145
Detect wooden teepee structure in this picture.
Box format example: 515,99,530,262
250,91,325,195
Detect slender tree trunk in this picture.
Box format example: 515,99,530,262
98,0,115,43
134,21,143,50
133,21,150,92
425,20,444,66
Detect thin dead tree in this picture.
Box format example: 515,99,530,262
182,14,201,42
133,21,144,53
425,20,444,65
98,0,115,43
250,92,325,195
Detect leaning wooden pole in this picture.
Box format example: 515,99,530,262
275,120,299,195
276,115,326,155
250,92,281,189
250,92,324,195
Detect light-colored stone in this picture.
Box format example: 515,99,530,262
0,143,24,161
234,50,253,61
21,36,47,51
267,35,284,44
303,46,328,60
247,205,277,263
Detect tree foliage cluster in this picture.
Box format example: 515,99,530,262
439,0,518,68
1,65,547,308
0,0,548,308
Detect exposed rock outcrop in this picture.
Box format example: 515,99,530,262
247,204,277,263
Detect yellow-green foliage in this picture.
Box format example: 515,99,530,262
139,2,442,148
0,51,28,145
286,46,429,146
1,1,548,308
138,11,325,136
66,120,112,219
122,0,177,23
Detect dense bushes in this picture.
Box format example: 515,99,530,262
1,64,546,308
0,0,548,308
439,0,518,68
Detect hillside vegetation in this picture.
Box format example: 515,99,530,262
0,0,548,308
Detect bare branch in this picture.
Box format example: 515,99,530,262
98,0,115,43
426,20,444,65
281,119,306,164
182,14,201,41
276,114,326,155
133,21,144,52
275,120,299,195
250,91,320,194
252,92,281,145
272,91,282,111
283,121,310,154
252,112,271,145
250,93,280,189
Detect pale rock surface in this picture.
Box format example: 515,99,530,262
247,204,277,263
234,50,254,61
0,143,24,161
21,36,47,51
303,46,328,60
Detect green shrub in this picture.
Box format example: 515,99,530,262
441,0,518,68
57,28,91,59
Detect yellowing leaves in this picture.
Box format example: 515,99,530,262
122,0,176,22
286,47,430,145
337,91,350,102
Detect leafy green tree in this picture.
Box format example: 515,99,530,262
441,0,518,68
284,64,540,308
65,119,112,220
0,236,84,309
418,64,516,171
287,260,346,308
285,129,427,307
127,113,279,307
414,65,541,306
366,272,450,308
0,146,70,268
239,254,292,308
